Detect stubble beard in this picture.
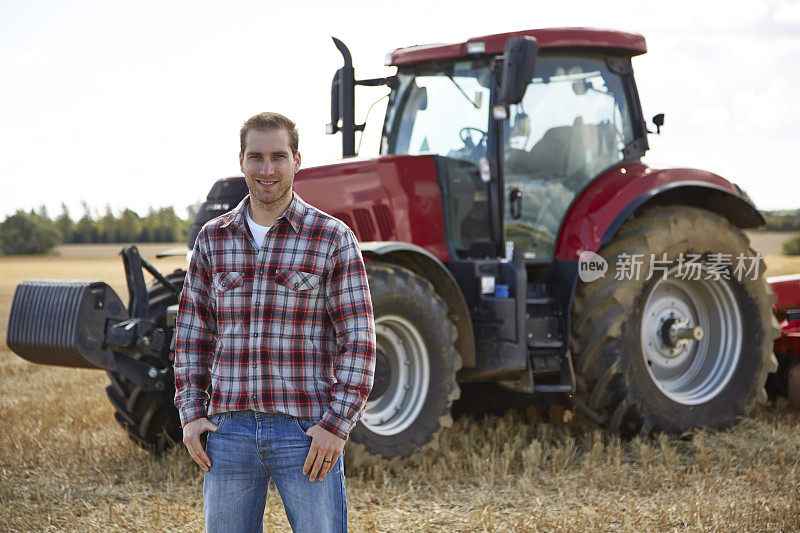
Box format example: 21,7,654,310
248,172,294,215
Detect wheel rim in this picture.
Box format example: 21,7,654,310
640,267,742,405
362,315,430,435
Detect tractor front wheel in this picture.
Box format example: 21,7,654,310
347,263,461,463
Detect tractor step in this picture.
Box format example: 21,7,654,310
524,282,575,393
527,350,576,394
528,339,564,349
533,383,573,393
525,312,564,352
526,296,555,305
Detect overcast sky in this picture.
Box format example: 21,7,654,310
1,0,798,220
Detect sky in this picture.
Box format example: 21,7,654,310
1,0,799,221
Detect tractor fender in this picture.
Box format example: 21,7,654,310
554,163,764,261
360,241,476,368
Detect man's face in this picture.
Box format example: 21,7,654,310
239,128,301,211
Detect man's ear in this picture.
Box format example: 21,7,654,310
239,152,244,172
294,152,301,172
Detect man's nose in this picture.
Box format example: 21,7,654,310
259,160,275,176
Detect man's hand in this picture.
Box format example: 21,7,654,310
302,425,345,482
182,417,218,472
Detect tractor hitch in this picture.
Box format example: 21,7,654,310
6,246,175,393
121,245,180,319
105,318,166,359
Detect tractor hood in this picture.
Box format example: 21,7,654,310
292,154,451,261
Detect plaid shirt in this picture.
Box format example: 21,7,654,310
174,193,375,440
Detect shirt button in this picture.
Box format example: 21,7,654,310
252,363,257,368
293,283,299,289
259,267,264,274
253,333,258,338
252,394,257,401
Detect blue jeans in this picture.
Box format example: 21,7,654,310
203,410,347,533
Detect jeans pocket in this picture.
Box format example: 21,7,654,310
209,413,227,433
292,417,315,438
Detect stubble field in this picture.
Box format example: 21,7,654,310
1,234,800,531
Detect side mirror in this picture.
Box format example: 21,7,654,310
500,36,539,105
652,113,665,134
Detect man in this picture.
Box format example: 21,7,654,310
174,112,376,533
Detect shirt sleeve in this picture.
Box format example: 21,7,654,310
174,233,217,427
319,228,376,440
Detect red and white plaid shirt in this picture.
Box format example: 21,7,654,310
174,193,375,440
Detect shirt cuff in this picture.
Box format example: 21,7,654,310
319,409,356,441
178,403,207,428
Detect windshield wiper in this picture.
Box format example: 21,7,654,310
432,61,480,109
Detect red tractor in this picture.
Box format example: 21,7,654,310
7,28,786,461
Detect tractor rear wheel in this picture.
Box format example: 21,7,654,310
105,269,185,453
347,263,461,464
570,206,778,435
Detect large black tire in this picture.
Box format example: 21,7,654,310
106,269,185,453
570,206,779,435
347,263,461,463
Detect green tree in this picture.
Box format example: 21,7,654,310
116,208,142,242
97,204,116,243
783,234,800,256
142,206,186,242
0,210,61,254
56,203,74,242
72,202,98,243
763,209,800,231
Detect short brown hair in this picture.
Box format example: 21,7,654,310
240,112,299,155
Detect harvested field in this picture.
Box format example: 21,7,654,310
746,230,799,258
1,244,799,531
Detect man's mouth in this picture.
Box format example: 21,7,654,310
256,179,278,187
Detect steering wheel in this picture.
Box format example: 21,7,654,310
459,127,488,150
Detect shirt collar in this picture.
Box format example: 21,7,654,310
222,192,306,234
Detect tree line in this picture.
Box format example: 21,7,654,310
1,203,799,255
0,203,198,255
763,209,800,232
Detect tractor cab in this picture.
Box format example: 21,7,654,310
382,45,645,262
330,28,650,263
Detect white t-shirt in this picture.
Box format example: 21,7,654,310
245,208,272,251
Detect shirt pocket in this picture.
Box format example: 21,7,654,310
275,270,321,292
213,271,244,292
212,271,245,326
272,269,323,354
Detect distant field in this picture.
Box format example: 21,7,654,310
1,243,799,531
745,231,800,277
746,230,799,258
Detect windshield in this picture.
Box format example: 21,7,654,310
382,59,492,164
382,59,494,256
503,54,635,261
